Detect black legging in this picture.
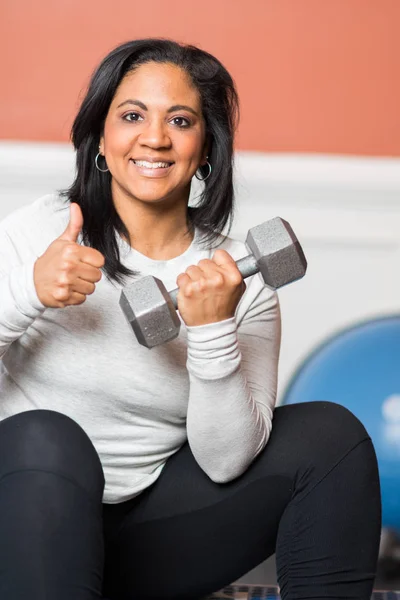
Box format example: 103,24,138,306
0,402,381,600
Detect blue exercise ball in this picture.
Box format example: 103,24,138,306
282,316,400,532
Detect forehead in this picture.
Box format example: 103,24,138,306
111,61,201,109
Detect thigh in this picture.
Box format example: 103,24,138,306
0,409,105,600
103,445,290,600
0,408,105,497
103,401,371,600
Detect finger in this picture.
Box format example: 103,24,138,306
176,272,190,285
81,247,106,269
196,258,221,273
60,203,84,243
211,250,243,284
184,265,204,281
195,259,226,286
72,278,96,296
176,272,194,296
78,263,103,283
211,249,237,268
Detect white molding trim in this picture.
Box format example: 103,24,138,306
1,140,400,189
235,151,400,191
1,141,400,249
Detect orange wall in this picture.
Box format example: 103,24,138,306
1,0,399,156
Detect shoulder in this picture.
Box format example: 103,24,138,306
1,193,69,233
0,193,71,264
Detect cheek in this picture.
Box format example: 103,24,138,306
104,122,134,155
178,133,205,162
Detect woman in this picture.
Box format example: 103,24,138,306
0,39,381,600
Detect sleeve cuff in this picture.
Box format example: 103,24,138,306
186,317,242,380
26,259,47,311
1,260,46,330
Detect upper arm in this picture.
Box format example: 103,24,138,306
0,229,19,278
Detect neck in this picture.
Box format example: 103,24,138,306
113,187,194,260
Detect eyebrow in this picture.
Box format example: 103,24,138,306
116,99,199,117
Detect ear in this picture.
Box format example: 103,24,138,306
201,137,211,165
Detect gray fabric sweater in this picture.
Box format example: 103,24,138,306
0,194,281,503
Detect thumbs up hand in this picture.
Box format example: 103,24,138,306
34,203,105,309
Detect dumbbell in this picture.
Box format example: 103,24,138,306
119,217,307,349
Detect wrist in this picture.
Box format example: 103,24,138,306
184,313,236,328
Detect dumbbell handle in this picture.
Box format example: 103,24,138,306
168,254,258,308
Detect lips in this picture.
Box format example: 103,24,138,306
130,158,174,177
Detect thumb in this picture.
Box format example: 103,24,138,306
60,203,84,243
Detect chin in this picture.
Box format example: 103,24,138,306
128,183,184,205
128,190,174,205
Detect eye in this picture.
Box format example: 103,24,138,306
170,116,191,128
123,112,143,123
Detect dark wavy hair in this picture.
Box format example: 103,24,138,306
62,38,239,286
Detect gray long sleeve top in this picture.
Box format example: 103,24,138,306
0,193,281,503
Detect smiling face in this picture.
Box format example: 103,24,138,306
100,61,208,209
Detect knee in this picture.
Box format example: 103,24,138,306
0,410,104,498
276,400,372,469
305,401,370,448
272,401,375,501
293,402,380,501
298,401,373,472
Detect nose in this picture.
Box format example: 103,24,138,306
139,117,172,149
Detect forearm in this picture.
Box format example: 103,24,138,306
0,260,46,359
185,318,275,483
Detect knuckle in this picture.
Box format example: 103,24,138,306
54,288,68,301
198,278,207,291
62,260,75,274
213,273,225,286
93,254,104,268
63,244,78,259
59,271,72,285
232,272,243,285
198,258,211,267
182,284,194,297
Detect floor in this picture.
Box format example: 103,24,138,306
234,554,400,592
208,586,400,599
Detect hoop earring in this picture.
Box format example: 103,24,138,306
95,153,109,173
195,161,212,181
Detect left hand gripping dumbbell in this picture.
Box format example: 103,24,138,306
119,217,307,349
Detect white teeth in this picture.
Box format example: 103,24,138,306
134,160,170,169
